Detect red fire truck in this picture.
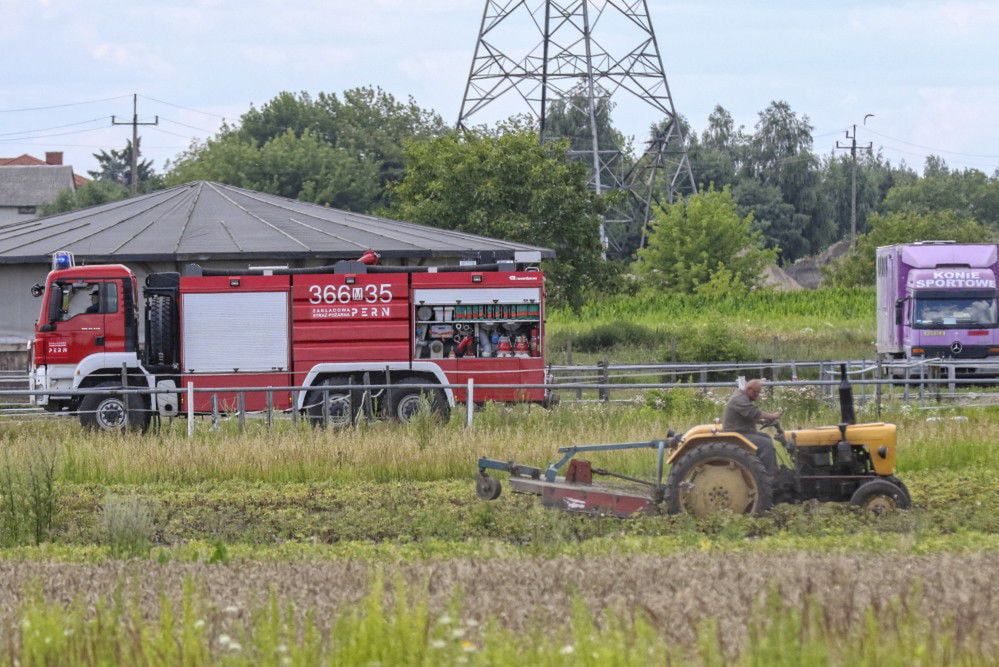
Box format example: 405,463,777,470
29,251,547,431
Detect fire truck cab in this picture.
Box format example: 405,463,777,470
30,251,548,431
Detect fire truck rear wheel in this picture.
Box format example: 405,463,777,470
79,382,149,432
305,377,357,428
390,377,450,423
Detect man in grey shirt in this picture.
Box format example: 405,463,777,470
722,378,781,474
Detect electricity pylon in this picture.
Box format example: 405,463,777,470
458,0,696,256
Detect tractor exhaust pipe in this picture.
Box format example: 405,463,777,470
838,363,856,426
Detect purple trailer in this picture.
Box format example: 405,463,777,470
876,241,999,373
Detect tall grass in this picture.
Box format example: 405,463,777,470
0,402,995,486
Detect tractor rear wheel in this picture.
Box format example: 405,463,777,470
665,441,773,518
850,479,911,513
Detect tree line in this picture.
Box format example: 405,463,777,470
41,87,999,305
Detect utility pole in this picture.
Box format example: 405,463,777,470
836,123,873,246
111,94,158,196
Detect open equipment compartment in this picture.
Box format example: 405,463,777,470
411,270,546,403
412,282,542,360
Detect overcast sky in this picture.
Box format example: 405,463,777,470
1,0,996,177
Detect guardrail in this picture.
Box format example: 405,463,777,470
1,365,997,436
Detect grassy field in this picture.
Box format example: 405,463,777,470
0,393,998,663
546,287,876,363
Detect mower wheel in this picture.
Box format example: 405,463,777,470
476,473,501,501
665,441,773,518
850,479,911,513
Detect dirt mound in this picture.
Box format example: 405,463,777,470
786,239,851,289
761,264,802,291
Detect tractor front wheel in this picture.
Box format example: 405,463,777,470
665,441,773,518
850,479,911,513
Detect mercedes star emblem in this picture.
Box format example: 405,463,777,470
950,341,963,355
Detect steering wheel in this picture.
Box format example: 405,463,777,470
759,417,785,439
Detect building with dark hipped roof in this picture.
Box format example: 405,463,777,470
0,181,553,347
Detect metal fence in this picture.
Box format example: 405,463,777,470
1,356,996,436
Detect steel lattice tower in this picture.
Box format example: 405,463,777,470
457,0,696,255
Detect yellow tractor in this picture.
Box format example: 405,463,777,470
663,417,907,518
476,366,910,517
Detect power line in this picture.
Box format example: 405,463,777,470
0,124,112,143
160,117,215,133
862,126,999,160
149,125,198,140
5,142,187,149
871,140,997,171
0,116,110,138
139,95,226,119
0,94,131,113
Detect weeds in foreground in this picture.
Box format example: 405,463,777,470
0,443,60,546
5,573,994,666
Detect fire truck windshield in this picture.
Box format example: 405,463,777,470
914,295,997,328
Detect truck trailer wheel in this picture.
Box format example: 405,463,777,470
79,382,149,432
147,295,176,366
306,377,357,428
389,377,450,423
850,479,911,513
665,441,773,518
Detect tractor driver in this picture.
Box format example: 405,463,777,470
722,378,781,474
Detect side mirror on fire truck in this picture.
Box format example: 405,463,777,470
30,283,44,298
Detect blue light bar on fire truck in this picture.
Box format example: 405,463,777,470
52,251,75,271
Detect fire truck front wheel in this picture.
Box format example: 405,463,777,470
389,377,450,423
78,382,149,432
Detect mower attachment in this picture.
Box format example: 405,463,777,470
476,439,671,518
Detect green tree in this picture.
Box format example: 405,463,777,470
689,105,746,190
37,180,129,216
635,187,777,294
824,210,993,286
388,130,605,308
883,157,999,228
167,87,445,211
169,129,381,211
89,138,161,191
743,101,823,260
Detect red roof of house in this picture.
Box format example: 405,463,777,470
0,154,46,166
0,153,90,187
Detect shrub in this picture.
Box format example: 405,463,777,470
665,319,753,362
572,321,658,353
